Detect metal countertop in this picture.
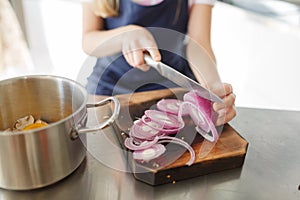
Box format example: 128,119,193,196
0,107,299,200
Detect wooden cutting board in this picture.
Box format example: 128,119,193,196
112,88,248,185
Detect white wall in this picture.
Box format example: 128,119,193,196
22,0,88,79
212,3,300,110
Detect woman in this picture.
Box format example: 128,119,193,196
81,0,236,125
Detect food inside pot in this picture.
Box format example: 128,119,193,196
1,115,48,134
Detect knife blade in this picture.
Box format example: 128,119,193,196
144,54,222,103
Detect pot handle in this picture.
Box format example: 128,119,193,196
70,96,120,139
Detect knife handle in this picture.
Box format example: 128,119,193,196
144,54,159,70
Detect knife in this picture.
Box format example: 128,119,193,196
144,54,223,103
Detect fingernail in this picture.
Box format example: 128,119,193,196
213,103,224,111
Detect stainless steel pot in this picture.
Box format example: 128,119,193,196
0,75,120,190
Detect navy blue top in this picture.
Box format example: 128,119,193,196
86,0,196,95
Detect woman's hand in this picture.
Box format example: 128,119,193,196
122,25,161,71
211,83,236,126
82,6,161,65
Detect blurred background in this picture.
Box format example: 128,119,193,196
1,0,300,110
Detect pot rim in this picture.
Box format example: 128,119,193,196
0,75,88,136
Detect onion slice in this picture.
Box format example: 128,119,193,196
158,136,195,166
141,115,183,134
129,119,161,140
133,144,166,162
181,101,219,142
157,99,189,116
182,101,210,132
183,91,217,124
144,110,183,129
141,116,164,130
124,136,159,151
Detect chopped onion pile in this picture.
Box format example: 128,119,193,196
125,90,219,165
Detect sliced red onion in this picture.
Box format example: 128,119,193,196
133,144,166,162
141,115,183,134
182,101,219,142
183,91,217,123
141,116,164,130
157,99,189,116
125,90,221,165
144,110,183,129
129,119,161,140
195,126,217,142
158,136,195,166
124,136,159,151
182,102,210,132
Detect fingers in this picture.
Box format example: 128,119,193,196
211,83,237,125
132,50,144,67
211,83,233,98
122,26,160,71
148,48,161,62
213,92,236,111
215,106,237,126
123,49,149,71
123,48,160,71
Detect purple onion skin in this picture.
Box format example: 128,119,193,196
183,91,218,124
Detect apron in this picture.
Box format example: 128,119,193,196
86,0,196,95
